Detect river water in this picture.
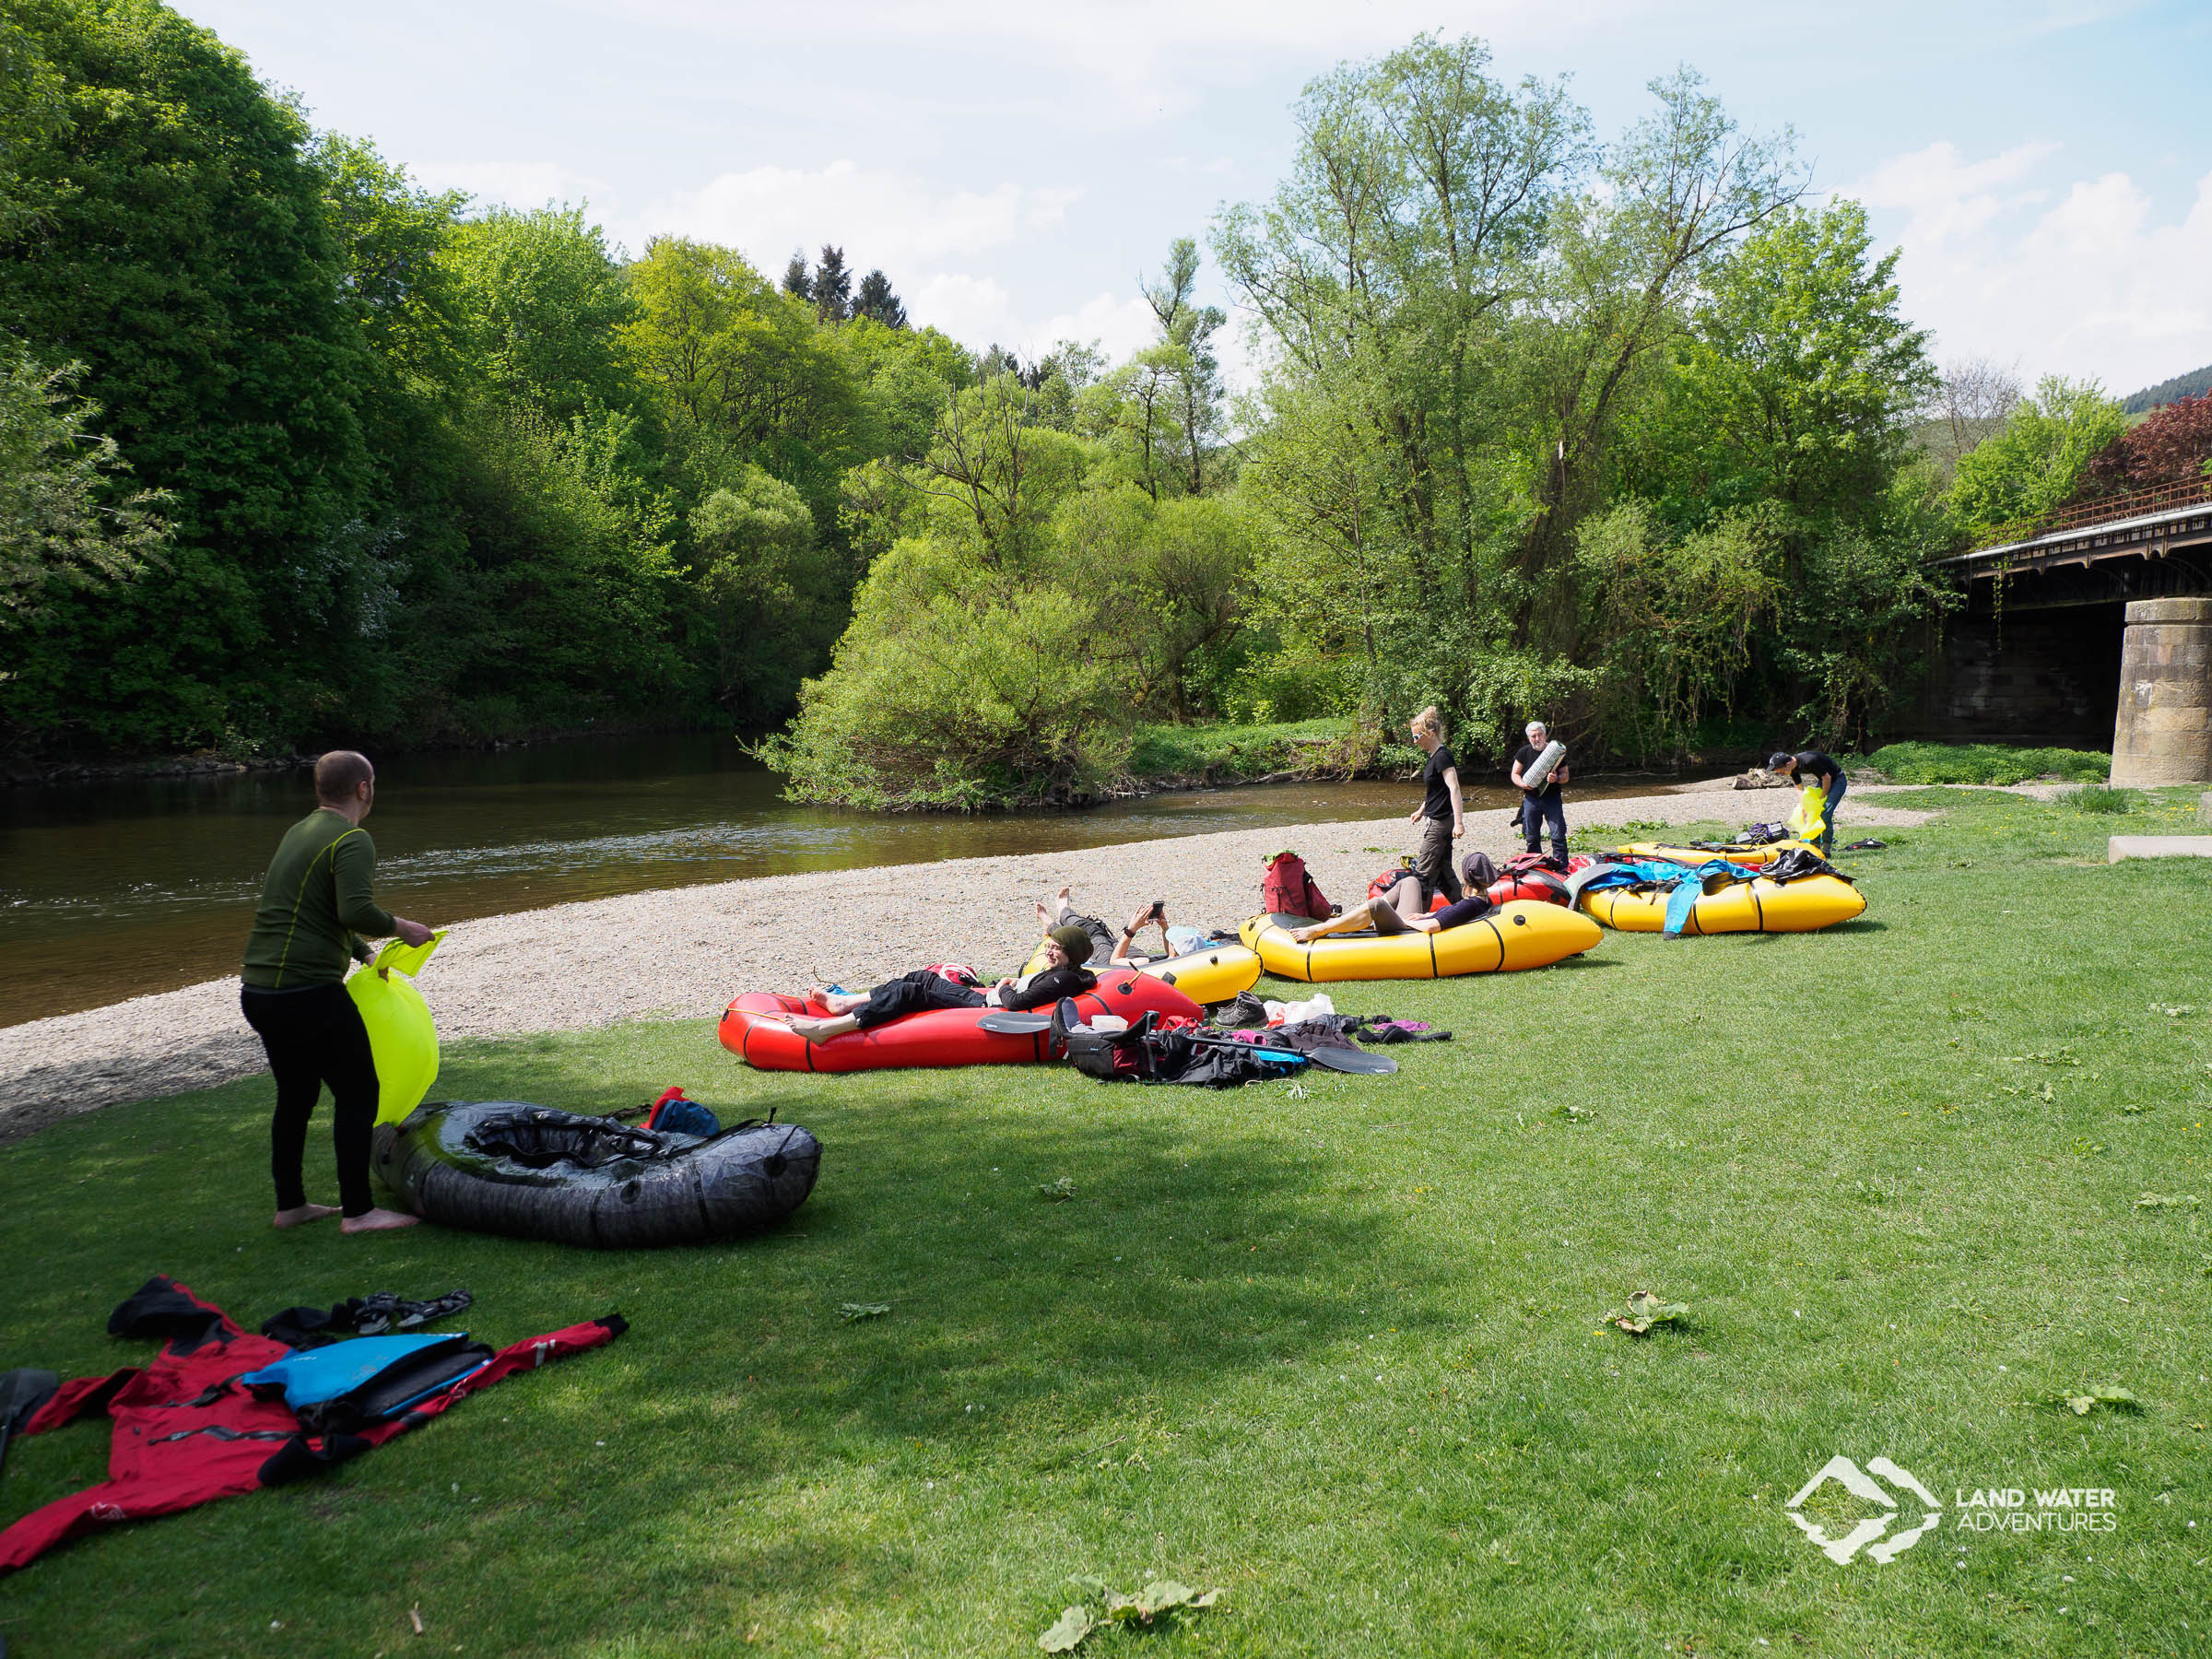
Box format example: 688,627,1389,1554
1,734,1701,1027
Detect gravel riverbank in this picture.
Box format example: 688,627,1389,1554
0,783,1936,1139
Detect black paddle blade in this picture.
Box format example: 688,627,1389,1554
975,1011,1053,1034
1298,1046,1398,1075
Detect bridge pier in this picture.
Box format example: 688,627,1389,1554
2112,598,2212,786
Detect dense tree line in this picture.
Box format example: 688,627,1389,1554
10,7,2201,794
0,0,954,759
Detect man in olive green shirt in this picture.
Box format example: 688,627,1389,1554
240,750,431,1234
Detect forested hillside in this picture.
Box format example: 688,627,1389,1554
6,7,2205,799
2122,362,2212,414
0,0,963,760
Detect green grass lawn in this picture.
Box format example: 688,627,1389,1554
3,789,2208,1657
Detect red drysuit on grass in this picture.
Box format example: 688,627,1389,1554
0,1277,624,1574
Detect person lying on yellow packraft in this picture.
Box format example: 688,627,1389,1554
1289,884,1495,944
1039,887,1212,968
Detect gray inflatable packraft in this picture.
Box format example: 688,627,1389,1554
371,1100,820,1249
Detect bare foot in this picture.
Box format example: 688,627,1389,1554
340,1207,420,1234
272,1203,340,1230
1290,926,1316,944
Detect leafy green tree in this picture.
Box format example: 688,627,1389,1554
1948,377,2128,543
0,0,374,749
1141,238,1227,495
759,535,1134,808
0,349,169,635
441,402,683,728
834,316,971,463
1573,499,1782,757
690,465,841,724
446,206,639,422
1642,201,1934,530
905,374,1090,564
1049,488,1254,715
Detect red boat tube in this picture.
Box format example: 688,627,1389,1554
719,968,1205,1073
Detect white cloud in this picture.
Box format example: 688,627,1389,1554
644,161,1079,276
555,0,1645,126
910,275,1156,362
1851,143,2212,393
413,160,613,216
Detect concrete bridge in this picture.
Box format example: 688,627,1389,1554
1923,480,2212,783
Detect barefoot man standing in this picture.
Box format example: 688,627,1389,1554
239,751,433,1234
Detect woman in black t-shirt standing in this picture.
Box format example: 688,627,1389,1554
1511,719,1571,861
1406,706,1465,904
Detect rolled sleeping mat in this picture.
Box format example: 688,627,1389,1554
371,1099,820,1248
1522,739,1566,791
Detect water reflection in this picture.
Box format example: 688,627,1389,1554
1,733,1700,1026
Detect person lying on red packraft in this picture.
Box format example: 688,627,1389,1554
781,925,1098,1044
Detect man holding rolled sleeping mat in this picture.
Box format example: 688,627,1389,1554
1511,720,1571,863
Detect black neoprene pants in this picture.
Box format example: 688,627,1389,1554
240,982,379,1217
854,971,987,1030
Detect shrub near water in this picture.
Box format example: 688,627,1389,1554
1862,741,2109,785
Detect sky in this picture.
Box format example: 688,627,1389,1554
178,0,2212,397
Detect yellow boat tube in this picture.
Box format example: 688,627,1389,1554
1135,942,1264,1003
1239,901,1601,982
1019,939,1264,1005
1580,874,1865,935
1614,839,1821,868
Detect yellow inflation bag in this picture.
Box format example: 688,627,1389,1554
1785,784,1829,843
348,930,446,1124
1239,901,1600,982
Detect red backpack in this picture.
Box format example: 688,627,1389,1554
1262,851,1334,921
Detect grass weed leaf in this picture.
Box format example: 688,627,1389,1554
1038,1606,1097,1652
1611,1289,1688,1335
2135,1193,2200,1210
2061,1385,2141,1415
839,1302,891,1321
1105,1578,1220,1626
1039,1177,1077,1201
